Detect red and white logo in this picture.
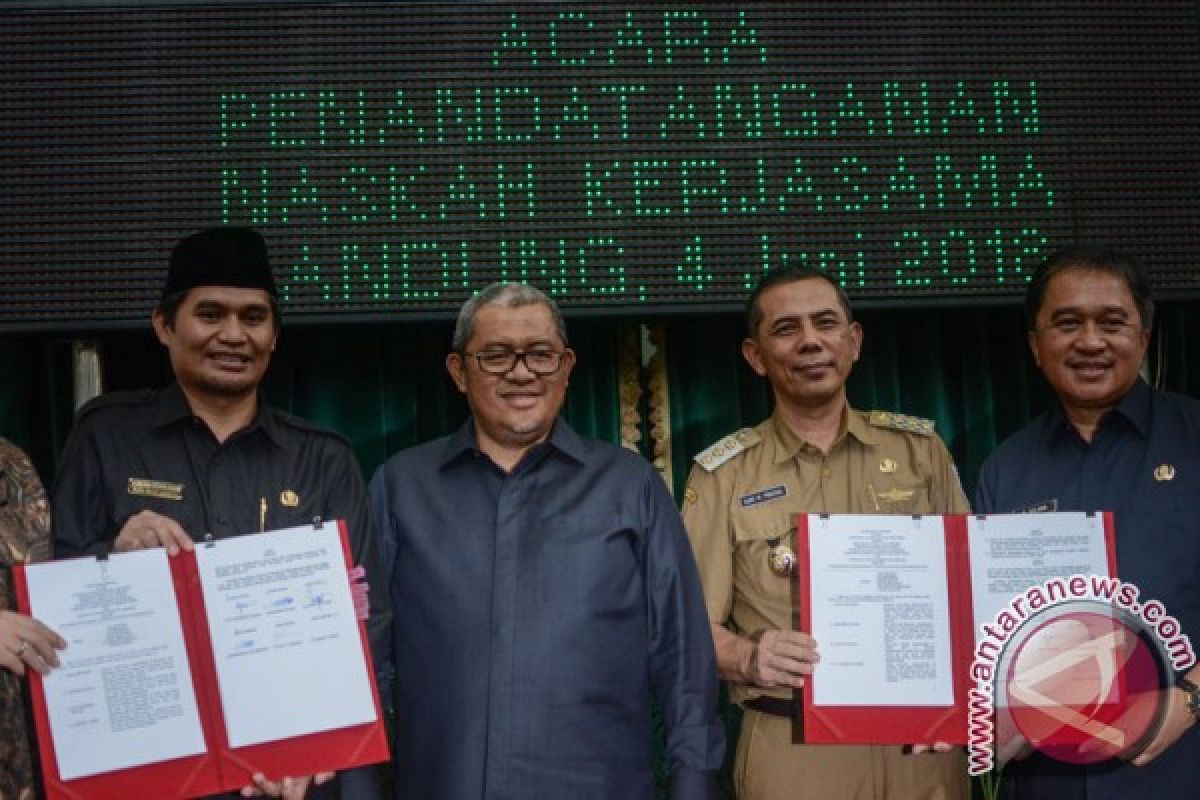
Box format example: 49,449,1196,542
1002,603,1166,764
969,578,1195,775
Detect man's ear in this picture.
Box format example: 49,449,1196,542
152,309,171,347
1027,329,1041,369
559,348,577,385
741,337,767,377
446,352,468,393
849,320,864,363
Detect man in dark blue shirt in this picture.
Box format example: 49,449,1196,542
369,282,724,799
976,245,1200,800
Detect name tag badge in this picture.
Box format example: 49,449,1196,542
1016,499,1058,513
127,478,184,501
740,484,788,508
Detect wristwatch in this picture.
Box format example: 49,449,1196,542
1176,676,1200,721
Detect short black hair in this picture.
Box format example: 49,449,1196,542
155,289,281,331
745,266,854,337
1024,245,1154,331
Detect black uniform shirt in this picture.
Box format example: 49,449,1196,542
51,383,391,697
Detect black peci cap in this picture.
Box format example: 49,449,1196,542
163,226,277,300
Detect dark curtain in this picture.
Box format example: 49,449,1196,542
0,336,74,485
0,302,1195,504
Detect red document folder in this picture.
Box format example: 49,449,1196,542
796,512,1117,745
14,519,390,800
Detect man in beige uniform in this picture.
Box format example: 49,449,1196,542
682,266,969,799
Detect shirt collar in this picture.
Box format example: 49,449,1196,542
437,421,478,468
543,418,587,464
1049,379,1152,441
768,404,873,464
844,408,881,448
149,383,195,430
439,417,585,469
251,404,288,449
149,383,282,448
1113,378,1153,437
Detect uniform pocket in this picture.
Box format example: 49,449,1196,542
870,480,931,514
729,508,798,631
731,507,794,545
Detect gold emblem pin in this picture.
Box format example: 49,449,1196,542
1154,464,1176,482
879,458,898,473
767,544,796,577
280,490,300,507
684,486,698,505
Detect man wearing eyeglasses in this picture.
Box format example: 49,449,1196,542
368,282,724,799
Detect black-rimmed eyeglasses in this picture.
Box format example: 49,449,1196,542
464,347,567,376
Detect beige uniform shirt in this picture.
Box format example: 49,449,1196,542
682,407,970,705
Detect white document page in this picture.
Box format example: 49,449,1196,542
24,550,207,780
194,523,376,748
967,512,1111,636
808,514,955,706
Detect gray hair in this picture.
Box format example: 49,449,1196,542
451,282,569,352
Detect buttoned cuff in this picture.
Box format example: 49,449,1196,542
668,768,720,800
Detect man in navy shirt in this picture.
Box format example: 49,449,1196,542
369,282,724,799
976,245,1200,799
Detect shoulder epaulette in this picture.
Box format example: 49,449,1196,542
868,410,935,436
693,428,761,472
75,389,157,420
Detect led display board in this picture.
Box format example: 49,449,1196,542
2,2,1197,330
